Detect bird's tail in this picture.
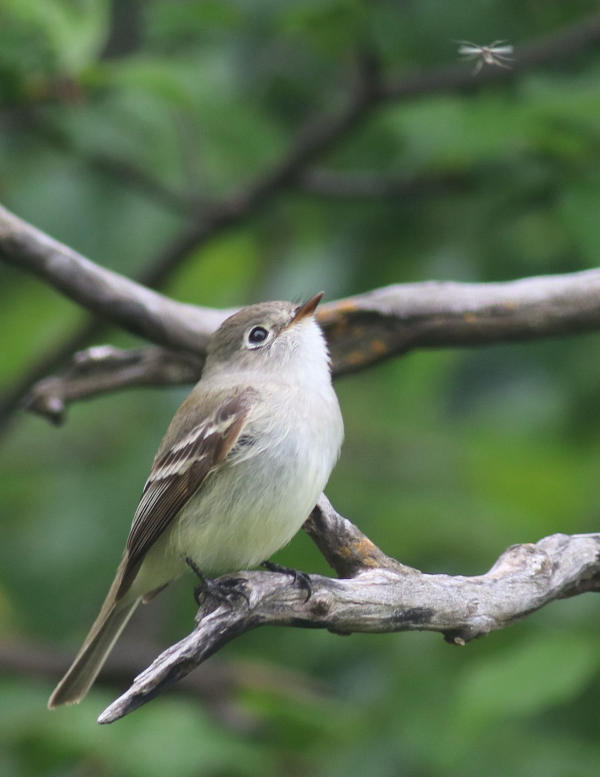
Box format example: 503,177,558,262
48,558,140,709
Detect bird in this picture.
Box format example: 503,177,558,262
48,293,344,708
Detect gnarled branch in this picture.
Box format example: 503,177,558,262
97,495,600,724
5,202,600,374
3,201,599,423
22,346,204,424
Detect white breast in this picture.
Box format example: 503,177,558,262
174,377,342,572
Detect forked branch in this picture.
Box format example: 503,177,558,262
20,264,600,422
23,346,204,424
3,203,600,423
98,495,600,724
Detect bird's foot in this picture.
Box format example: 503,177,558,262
261,560,312,602
185,557,249,608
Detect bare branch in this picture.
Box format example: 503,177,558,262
97,495,600,724
303,494,404,577
100,0,144,60
18,262,600,423
319,270,600,374
3,199,600,417
22,346,204,425
298,168,477,199
0,318,104,433
8,207,600,423
0,204,231,352
4,209,600,372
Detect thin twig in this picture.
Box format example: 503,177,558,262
298,168,478,199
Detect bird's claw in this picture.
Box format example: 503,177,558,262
261,560,313,602
186,557,250,608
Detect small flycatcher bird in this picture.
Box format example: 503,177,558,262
49,294,343,708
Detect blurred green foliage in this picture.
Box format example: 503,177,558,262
2,1,600,775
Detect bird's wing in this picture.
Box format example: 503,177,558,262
117,387,258,598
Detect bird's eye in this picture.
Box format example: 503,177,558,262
247,326,269,346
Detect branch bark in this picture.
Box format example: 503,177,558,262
96,495,600,724
22,346,204,424
0,204,230,353
14,258,600,422
0,639,249,728
3,202,600,421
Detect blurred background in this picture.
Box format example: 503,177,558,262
2,1,600,775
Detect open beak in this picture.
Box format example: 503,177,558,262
289,292,324,326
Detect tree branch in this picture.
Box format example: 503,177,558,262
298,168,478,199
318,270,600,373
96,494,600,724
22,346,204,424
0,204,231,353
3,202,600,422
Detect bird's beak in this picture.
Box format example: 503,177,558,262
289,292,324,327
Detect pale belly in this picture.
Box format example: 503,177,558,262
174,457,321,571
133,406,342,593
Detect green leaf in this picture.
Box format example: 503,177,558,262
457,632,598,723
3,0,110,74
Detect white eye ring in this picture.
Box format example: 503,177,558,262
245,325,272,349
